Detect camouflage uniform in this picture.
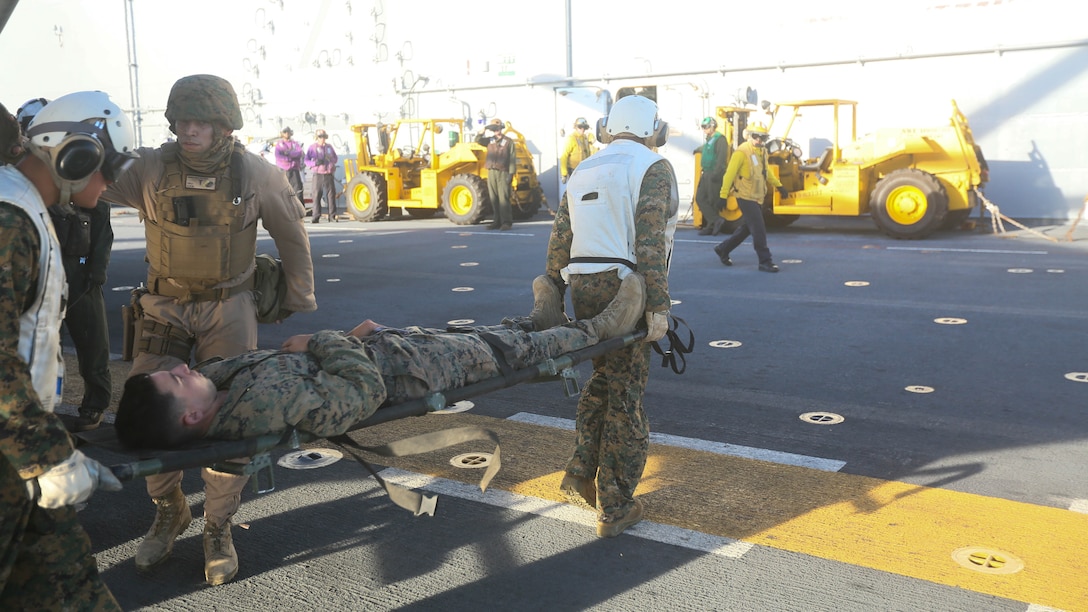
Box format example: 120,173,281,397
0,202,120,609
545,160,677,522
200,323,598,440
0,101,21,165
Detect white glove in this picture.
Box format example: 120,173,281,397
644,311,669,343
28,450,123,509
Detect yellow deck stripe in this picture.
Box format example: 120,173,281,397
648,446,1087,610
353,414,1088,609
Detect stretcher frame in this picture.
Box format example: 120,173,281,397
81,329,647,484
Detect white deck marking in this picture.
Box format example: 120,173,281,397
887,246,1049,255
378,468,754,558
508,412,846,472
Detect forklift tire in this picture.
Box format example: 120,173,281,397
442,174,490,225
870,168,948,239
512,187,543,220
346,172,388,222
940,208,971,229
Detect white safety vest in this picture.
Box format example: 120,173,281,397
0,166,67,410
562,139,678,282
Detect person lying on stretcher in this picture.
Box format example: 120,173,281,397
114,273,646,450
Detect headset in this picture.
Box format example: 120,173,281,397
21,91,138,207
595,95,669,148
27,120,133,185
595,116,669,148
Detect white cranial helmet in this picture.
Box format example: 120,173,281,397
596,95,668,146
25,91,138,197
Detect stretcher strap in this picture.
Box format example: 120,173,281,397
445,327,516,378
650,314,694,374
475,330,516,378
329,426,502,516
567,256,637,272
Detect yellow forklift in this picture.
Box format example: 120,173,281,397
343,118,545,225
696,98,988,238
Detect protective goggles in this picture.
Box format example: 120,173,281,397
750,133,768,142
102,149,138,183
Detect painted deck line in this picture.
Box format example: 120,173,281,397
507,412,846,472
378,467,755,559
1069,499,1088,514
886,246,1049,255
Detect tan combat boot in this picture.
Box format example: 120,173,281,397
586,273,646,341
203,520,239,586
529,275,567,330
596,498,645,538
135,486,192,571
559,473,597,509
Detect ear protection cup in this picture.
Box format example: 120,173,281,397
651,120,669,148
53,134,105,182
595,117,614,145
596,116,669,147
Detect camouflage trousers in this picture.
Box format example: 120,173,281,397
0,456,120,611
382,320,598,404
565,271,651,522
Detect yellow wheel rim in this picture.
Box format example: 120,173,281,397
350,183,372,214
885,185,927,225
448,185,475,216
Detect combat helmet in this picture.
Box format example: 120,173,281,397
164,74,244,133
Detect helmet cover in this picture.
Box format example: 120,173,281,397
165,74,244,132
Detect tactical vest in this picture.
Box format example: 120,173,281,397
0,166,67,409
146,142,256,300
562,139,678,281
